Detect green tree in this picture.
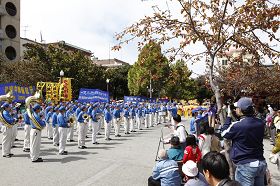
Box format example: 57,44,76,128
128,41,170,97
105,65,130,100
164,59,197,100
194,75,213,104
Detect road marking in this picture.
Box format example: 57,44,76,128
76,163,121,186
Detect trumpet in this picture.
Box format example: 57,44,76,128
82,114,90,121
68,115,76,127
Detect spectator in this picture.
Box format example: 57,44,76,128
202,152,240,186
182,160,208,186
189,112,197,135
183,135,202,164
198,125,212,157
173,114,187,150
167,136,184,161
208,127,221,152
148,149,181,186
222,97,267,185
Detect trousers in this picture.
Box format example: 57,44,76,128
104,120,111,139
11,124,18,147
67,125,74,141
113,118,120,136
92,121,99,143
1,126,12,156
136,116,142,130
46,122,53,138
30,129,41,161
145,115,149,128
58,127,67,153
23,124,31,149
124,117,129,133
53,125,59,145
130,118,135,131
78,122,87,147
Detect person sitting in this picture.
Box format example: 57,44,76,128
202,152,241,186
167,136,184,161
182,160,209,186
148,149,181,186
183,134,202,164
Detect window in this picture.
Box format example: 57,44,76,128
5,2,17,16
5,25,17,39
5,46,16,60
222,59,228,66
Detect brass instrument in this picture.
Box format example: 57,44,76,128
25,91,44,130
0,91,15,128
82,114,90,123
68,115,76,127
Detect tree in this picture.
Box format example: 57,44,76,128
105,65,131,100
114,0,280,178
128,41,170,97
195,75,213,104
164,59,197,100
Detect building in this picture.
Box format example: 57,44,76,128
93,58,130,68
0,0,20,62
20,39,93,60
48,41,93,59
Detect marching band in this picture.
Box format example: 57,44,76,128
0,91,174,162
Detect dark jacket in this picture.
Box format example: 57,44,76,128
221,116,265,164
218,178,241,186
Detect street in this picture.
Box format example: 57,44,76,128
0,118,279,186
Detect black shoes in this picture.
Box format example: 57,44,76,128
78,146,87,149
92,142,99,144
125,132,130,134
32,158,43,162
115,135,121,137
23,148,30,152
3,155,11,158
67,140,75,142
105,138,112,141
59,151,68,155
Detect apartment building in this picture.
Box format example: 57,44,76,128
0,0,20,62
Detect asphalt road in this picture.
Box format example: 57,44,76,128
0,118,279,186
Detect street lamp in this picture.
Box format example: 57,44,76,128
106,79,110,92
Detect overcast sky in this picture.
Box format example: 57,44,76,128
21,0,206,76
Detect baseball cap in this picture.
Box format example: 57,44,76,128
234,97,253,110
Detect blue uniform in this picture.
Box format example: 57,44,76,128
77,111,86,123
52,113,58,128
104,110,112,123
113,109,121,119
91,109,98,122
30,112,46,129
23,112,30,125
2,110,15,124
57,113,68,128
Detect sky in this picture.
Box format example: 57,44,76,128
20,0,206,76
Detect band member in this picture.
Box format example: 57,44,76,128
66,106,75,142
91,103,99,144
57,106,68,155
113,105,121,137
130,105,136,132
45,106,54,140
1,102,15,158
104,104,112,140
30,104,46,162
144,105,150,128
23,111,31,152
10,104,19,148
52,106,59,146
123,106,130,134
136,105,143,130
77,106,88,149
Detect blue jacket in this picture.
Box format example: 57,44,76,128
91,109,98,122
167,147,183,161
46,111,53,123
222,116,265,164
57,113,68,128
189,117,196,134
2,110,15,124
104,109,112,123
113,109,121,119
136,108,142,117
75,107,81,117
152,159,181,186
23,112,30,125
52,112,58,127
123,109,130,118
30,112,46,129
77,111,85,123
171,107,177,117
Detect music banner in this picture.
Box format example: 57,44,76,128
124,96,147,103
78,88,109,103
0,82,35,102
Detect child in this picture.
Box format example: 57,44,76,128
183,135,202,164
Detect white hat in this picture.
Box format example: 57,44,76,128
182,160,198,177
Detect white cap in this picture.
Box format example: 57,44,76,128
182,160,198,177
